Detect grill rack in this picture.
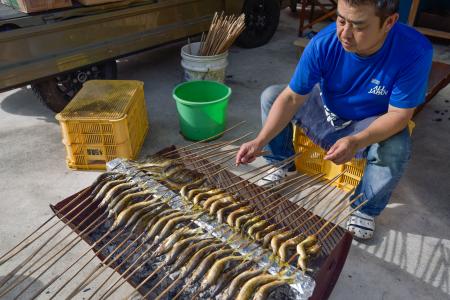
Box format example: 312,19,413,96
52,145,353,300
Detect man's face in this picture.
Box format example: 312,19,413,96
336,1,397,56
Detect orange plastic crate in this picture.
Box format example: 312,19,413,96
56,80,149,170
293,125,365,192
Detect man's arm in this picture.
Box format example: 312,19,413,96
324,105,414,164
235,86,308,165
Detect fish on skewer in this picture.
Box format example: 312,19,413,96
235,273,284,300
106,186,142,210
209,259,255,298
222,268,266,299
108,189,156,218
97,227,204,300
278,235,306,263
197,255,246,294
193,188,224,205
217,201,249,223
164,169,205,190
99,181,137,207
92,176,128,203
227,206,254,227
153,228,204,257
154,214,200,243
253,279,292,300
202,193,233,210
180,179,207,200
111,199,155,230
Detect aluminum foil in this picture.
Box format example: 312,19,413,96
106,158,316,299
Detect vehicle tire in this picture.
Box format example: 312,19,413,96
236,0,281,48
32,60,117,113
290,0,298,12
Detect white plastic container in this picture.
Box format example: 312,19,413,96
181,42,228,83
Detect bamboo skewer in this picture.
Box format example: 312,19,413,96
322,199,368,241
9,214,109,299
48,230,129,300
125,178,322,297
99,212,226,299
180,132,253,161
47,190,174,299
0,196,98,278
127,231,228,297
164,140,232,159
315,197,362,236
269,172,346,227
0,186,92,265
254,173,334,224
2,124,366,299
175,141,236,160
284,199,369,267
0,208,107,297
169,242,268,300
189,147,239,161
234,152,304,187
129,220,250,298
295,188,355,231
0,201,105,292
89,210,205,300
200,148,271,172
67,192,177,298
283,197,364,267
1,172,126,263
31,227,126,300
0,180,107,269
70,191,180,298
161,121,246,157
66,231,138,299
106,176,344,299
199,12,245,56
131,177,326,298
96,221,194,300
85,234,151,300
197,150,238,171
140,234,257,300
98,224,197,300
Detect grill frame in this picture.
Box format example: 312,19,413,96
51,145,353,299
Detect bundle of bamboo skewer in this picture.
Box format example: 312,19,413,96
198,12,246,56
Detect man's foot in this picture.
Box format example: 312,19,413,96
256,166,297,187
346,210,375,240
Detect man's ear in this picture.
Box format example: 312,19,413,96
383,13,399,33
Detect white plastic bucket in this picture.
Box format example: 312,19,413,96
181,42,228,83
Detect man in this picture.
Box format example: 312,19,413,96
235,0,432,240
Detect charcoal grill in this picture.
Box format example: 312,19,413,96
51,145,352,300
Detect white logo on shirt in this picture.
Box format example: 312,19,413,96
371,78,380,85
369,85,388,96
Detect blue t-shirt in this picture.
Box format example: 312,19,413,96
289,22,433,121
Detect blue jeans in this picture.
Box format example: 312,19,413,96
261,84,411,217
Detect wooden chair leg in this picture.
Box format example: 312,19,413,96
298,0,308,36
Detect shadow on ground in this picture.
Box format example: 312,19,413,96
0,274,46,299
0,87,57,123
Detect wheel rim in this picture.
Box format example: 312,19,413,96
55,65,105,99
245,0,270,36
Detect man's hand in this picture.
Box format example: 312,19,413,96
324,136,359,165
235,139,264,165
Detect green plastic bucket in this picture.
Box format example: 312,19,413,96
172,80,231,141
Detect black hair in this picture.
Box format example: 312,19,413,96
343,0,399,25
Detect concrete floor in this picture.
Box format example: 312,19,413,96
0,8,449,300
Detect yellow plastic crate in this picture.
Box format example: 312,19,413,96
293,121,415,192
293,125,365,192
56,80,149,170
